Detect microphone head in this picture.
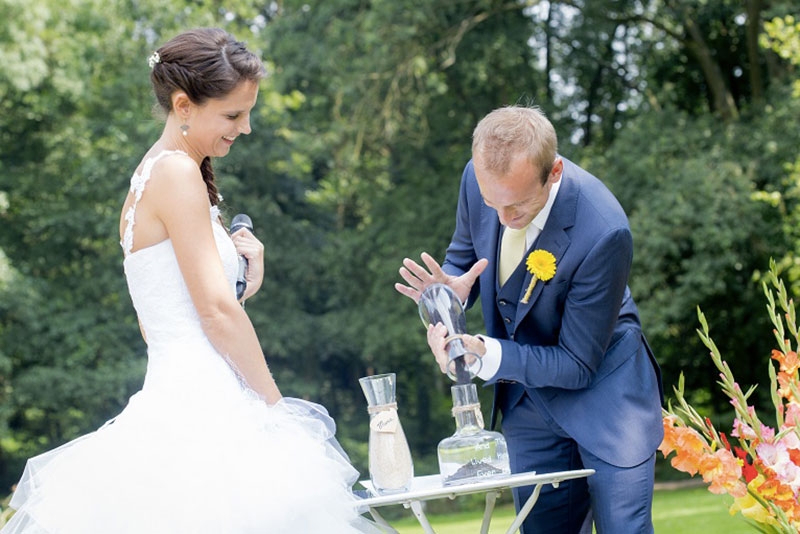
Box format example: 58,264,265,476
230,213,253,234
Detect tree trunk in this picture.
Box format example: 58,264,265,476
583,25,621,147
545,2,554,102
745,0,764,104
683,16,739,121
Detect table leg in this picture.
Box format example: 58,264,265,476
367,507,400,533
505,483,544,534
480,490,500,534
407,500,437,534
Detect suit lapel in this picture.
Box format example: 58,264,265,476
515,172,578,323
481,200,502,287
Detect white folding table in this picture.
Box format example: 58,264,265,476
355,468,595,534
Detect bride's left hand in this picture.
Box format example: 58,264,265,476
232,228,265,301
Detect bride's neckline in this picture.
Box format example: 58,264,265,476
123,237,173,264
124,206,225,265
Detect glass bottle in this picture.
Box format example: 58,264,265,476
418,283,482,382
358,373,414,494
438,383,510,486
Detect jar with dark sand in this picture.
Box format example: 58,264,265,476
438,383,510,486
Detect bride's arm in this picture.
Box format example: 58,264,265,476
146,155,282,404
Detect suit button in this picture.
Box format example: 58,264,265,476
504,317,512,324
499,299,507,306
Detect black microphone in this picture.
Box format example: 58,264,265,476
230,214,253,300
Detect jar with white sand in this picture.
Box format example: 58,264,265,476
359,373,414,494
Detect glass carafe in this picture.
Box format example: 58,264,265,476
418,283,482,383
359,373,414,494
438,383,510,486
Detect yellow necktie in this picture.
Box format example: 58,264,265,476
499,224,529,286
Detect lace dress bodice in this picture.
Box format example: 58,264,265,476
121,150,238,349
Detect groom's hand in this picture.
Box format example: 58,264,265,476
426,324,486,375
394,252,487,304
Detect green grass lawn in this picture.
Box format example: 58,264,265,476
382,486,755,533
1,484,757,533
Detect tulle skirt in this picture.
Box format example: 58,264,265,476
2,340,379,533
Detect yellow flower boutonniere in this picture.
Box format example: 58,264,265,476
521,249,557,304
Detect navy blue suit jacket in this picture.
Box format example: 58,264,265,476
442,158,663,468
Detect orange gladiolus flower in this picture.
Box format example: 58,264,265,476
772,349,800,376
700,449,747,497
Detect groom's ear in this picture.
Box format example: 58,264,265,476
549,157,564,184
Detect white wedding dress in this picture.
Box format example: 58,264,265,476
2,151,378,533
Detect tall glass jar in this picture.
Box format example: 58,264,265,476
359,373,414,494
438,383,510,486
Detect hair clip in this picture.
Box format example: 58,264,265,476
148,51,161,69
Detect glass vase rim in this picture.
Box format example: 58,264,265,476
359,372,396,382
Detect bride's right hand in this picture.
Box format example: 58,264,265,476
232,228,265,300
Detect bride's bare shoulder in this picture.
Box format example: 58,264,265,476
148,151,199,181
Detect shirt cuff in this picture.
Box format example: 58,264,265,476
470,335,501,380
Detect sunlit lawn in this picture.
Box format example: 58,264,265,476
383,486,754,533
1,484,756,533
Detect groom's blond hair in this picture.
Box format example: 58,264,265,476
472,106,558,185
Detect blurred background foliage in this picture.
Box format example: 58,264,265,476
1,0,799,490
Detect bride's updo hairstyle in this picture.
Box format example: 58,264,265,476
149,28,266,206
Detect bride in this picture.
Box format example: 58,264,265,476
2,28,378,533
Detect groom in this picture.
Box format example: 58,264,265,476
395,105,663,533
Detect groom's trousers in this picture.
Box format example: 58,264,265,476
502,393,656,534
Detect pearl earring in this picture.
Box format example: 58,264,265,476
180,123,189,137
